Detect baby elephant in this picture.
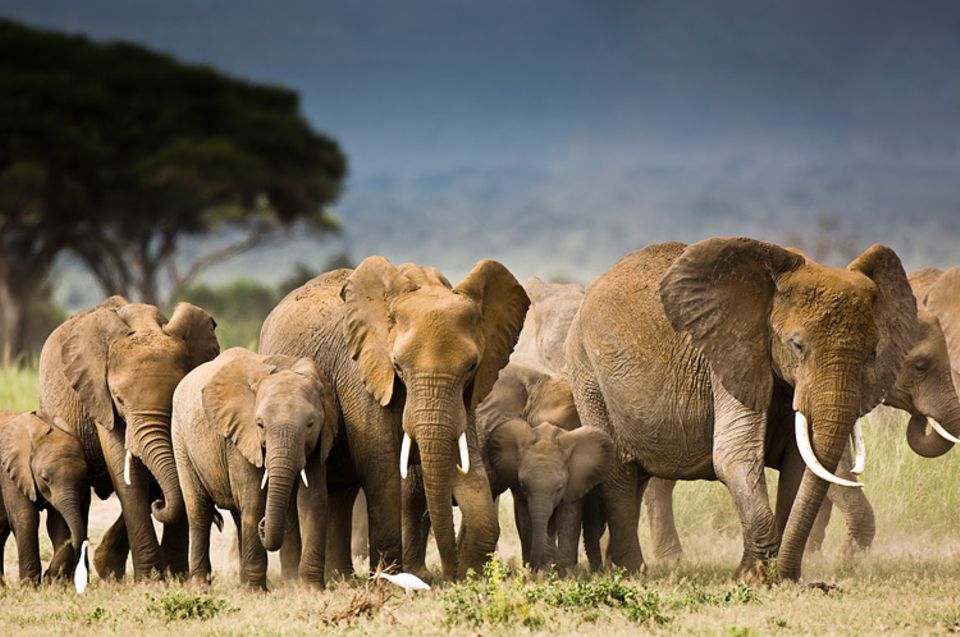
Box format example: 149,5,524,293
172,348,338,589
484,418,613,573
0,411,89,585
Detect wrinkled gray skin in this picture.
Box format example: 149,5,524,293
647,267,960,561
478,363,612,572
0,412,89,585
259,257,528,580
565,239,918,580
38,296,219,580
173,348,338,588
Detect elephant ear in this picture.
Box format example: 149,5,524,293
455,260,531,410
202,358,276,467
340,256,418,407
163,302,221,370
483,418,534,495
923,266,960,381
290,357,340,461
908,267,944,306
559,426,614,503
660,237,804,412
848,245,919,413
0,413,51,501
61,297,132,431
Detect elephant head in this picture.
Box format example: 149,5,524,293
340,256,529,578
61,296,219,524
202,351,338,552
484,420,613,569
0,413,89,553
520,278,585,373
660,238,917,580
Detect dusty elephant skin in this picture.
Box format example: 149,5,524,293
259,256,529,580
565,238,918,581
37,296,219,580
172,348,338,589
0,411,89,585
645,265,960,561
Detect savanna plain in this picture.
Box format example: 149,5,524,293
2,365,959,636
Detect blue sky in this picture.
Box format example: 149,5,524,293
3,0,960,290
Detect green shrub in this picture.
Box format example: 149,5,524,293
144,591,233,622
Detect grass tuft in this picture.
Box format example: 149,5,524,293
144,590,233,622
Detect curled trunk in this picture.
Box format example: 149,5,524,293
133,414,184,525
906,402,960,458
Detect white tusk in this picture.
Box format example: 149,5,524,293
74,539,89,594
123,450,133,486
851,420,866,475
457,432,470,475
794,412,863,488
300,469,309,488
261,469,268,490
399,432,412,480
928,417,960,444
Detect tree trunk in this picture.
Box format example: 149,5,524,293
0,278,26,364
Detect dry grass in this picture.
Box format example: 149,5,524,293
3,368,960,635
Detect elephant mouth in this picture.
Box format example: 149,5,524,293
793,411,864,488
399,431,470,479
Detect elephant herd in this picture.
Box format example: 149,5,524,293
2,237,960,592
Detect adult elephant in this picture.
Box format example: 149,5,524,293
259,257,529,580
565,238,917,581
38,296,219,580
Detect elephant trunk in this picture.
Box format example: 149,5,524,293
260,445,300,552
905,383,960,457
779,362,862,581
132,413,184,525
527,500,554,571
54,489,88,553
419,432,458,580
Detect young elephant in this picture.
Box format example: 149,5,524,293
484,419,613,572
172,348,338,589
0,411,89,585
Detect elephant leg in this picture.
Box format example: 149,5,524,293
644,478,684,563
827,446,875,557
807,498,832,554
401,466,429,578
512,491,532,564
181,468,214,583
280,503,302,582
0,516,8,585
355,428,403,575
451,439,500,579
351,489,369,558
12,505,42,585
325,485,359,578
237,495,268,589
712,379,778,578
100,432,162,579
602,459,646,572
44,508,76,581
94,513,130,580
582,490,605,572
555,500,582,575
160,515,189,579
297,460,328,587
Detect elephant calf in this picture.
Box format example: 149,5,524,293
479,363,613,573
172,348,338,589
0,411,89,585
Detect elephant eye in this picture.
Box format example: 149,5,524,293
912,357,931,373
306,418,316,429
786,337,805,357
392,360,402,375
256,418,264,429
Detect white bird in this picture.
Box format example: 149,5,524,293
376,571,431,591
75,540,90,594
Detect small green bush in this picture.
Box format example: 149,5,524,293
145,591,233,622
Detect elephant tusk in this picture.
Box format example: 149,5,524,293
300,469,309,488
123,450,133,486
400,432,412,480
851,420,866,475
928,417,960,444
794,412,863,488
74,539,89,594
261,469,268,490
457,432,470,475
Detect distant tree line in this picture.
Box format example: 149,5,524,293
0,19,348,361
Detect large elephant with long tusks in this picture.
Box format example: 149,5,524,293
259,257,529,580
564,238,917,581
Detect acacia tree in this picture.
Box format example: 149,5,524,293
0,20,347,357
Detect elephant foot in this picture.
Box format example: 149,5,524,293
734,556,774,585
838,538,870,561
653,547,684,565
94,544,127,581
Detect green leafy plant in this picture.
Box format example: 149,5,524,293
145,591,233,622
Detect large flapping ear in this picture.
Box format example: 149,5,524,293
660,237,804,412
60,297,131,431
848,245,919,412
340,256,417,407
0,413,52,501
908,267,944,306
483,418,535,495
923,266,960,381
559,426,614,503
163,302,221,369
455,260,531,410
201,357,275,467
522,277,552,304
290,357,340,461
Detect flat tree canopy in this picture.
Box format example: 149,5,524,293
0,19,347,356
